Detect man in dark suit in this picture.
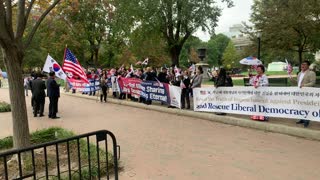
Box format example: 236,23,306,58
157,67,169,83
30,73,46,117
47,71,60,119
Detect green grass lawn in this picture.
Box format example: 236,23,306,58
240,70,299,76
203,79,246,86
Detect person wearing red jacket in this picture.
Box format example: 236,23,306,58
87,70,99,96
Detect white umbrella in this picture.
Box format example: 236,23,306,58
240,57,262,65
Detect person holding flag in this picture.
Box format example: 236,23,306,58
125,64,134,78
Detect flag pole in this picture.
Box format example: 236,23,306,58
63,45,68,93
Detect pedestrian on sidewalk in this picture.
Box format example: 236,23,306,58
47,71,60,119
30,73,46,117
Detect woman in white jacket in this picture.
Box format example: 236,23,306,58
249,64,269,121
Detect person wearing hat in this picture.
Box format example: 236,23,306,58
47,71,60,119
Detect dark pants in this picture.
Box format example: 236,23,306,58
139,97,145,103
181,88,190,109
89,90,96,96
119,92,126,99
33,97,45,116
89,85,96,96
100,87,107,102
145,99,152,105
49,97,59,118
298,119,310,127
31,96,35,109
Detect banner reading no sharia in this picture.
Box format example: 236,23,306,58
193,87,320,122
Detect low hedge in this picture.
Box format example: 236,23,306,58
0,101,11,112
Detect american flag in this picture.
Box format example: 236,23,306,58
62,48,89,83
188,64,195,72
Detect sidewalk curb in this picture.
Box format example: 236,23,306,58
63,92,320,141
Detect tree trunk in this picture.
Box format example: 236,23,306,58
94,47,99,67
2,47,30,148
298,49,303,71
170,45,182,67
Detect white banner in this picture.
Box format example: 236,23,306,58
193,87,320,122
169,85,182,109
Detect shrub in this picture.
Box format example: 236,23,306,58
0,101,11,112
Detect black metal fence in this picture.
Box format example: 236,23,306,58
0,130,120,180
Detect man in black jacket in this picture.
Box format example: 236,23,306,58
30,73,46,117
157,67,169,83
47,71,60,119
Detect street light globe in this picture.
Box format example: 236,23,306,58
257,31,261,38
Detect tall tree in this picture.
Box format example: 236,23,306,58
0,0,61,148
222,41,239,69
207,33,230,67
250,0,320,69
179,36,202,68
112,0,233,67
129,25,171,67
66,0,111,66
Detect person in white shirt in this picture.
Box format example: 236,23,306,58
249,65,269,121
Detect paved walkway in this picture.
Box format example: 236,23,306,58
1,88,320,179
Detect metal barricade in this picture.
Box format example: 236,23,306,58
0,130,120,180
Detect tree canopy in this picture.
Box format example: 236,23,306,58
111,0,233,67
250,0,320,68
207,33,230,67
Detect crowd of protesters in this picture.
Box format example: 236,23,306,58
22,60,316,128
79,65,204,109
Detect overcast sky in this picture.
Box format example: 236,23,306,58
195,0,254,42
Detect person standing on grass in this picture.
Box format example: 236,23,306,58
291,60,316,128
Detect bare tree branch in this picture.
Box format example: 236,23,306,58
0,0,10,44
174,0,182,41
5,0,14,39
16,0,26,38
25,0,36,24
24,0,61,49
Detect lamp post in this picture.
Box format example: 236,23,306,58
257,32,262,64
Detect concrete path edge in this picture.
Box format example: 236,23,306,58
64,92,320,141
